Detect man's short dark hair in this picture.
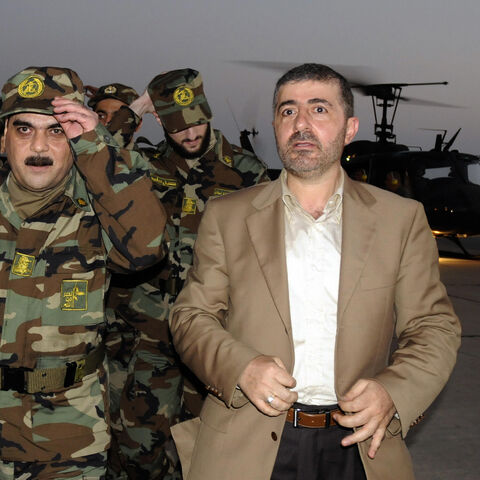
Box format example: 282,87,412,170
273,63,354,118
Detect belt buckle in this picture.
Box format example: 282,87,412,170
64,359,86,388
293,408,301,428
1,365,31,393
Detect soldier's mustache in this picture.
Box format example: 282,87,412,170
25,156,54,166
288,131,320,146
182,135,202,144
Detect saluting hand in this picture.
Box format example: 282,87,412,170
238,355,298,417
51,97,99,139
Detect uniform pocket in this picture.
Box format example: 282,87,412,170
41,247,107,327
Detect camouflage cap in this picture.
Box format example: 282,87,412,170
147,68,212,133
87,83,139,109
0,66,84,119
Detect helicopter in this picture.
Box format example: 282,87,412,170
341,81,480,256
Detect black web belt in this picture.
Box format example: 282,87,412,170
0,346,105,394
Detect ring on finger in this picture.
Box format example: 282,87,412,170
266,395,275,404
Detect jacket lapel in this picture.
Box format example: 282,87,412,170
338,176,378,320
246,180,292,333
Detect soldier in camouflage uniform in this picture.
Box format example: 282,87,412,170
0,66,166,480
103,69,269,479
87,83,139,129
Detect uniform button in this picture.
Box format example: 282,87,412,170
104,135,111,142
271,432,278,441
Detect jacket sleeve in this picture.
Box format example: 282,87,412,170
70,124,166,271
373,203,461,437
106,106,139,149
169,200,261,406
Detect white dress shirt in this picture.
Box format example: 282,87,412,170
281,169,343,406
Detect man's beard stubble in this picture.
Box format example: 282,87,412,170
276,129,346,179
165,125,211,160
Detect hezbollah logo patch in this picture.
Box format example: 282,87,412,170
182,197,197,214
173,86,194,106
12,252,36,277
18,76,45,98
61,280,88,311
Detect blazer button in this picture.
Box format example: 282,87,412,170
271,432,278,441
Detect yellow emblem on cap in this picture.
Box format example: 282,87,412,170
182,197,197,215
173,86,194,106
61,280,88,311
18,76,45,99
104,85,117,94
12,252,36,277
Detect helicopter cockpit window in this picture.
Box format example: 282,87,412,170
466,162,480,186
422,167,453,180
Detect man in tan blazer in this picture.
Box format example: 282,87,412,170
169,63,461,480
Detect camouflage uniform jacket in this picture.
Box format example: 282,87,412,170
123,128,269,309
0,125,165,463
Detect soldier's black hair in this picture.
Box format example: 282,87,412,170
273,63,354,118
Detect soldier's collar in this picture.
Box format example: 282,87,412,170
215,130,235,168
0,178,23,229
64,166,92,211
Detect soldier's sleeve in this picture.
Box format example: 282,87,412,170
70,123,166,271
105,105,139,148
232,146,270,184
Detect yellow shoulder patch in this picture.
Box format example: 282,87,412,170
173,86,194,106
61,280,88,311
12,252,36,277
18,76,45,98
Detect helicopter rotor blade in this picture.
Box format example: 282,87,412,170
443,128,462,151
228,60,375,85
399,96,464,108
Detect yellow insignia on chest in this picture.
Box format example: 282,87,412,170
61,280,88,311
150,174,178,188
173,86,194,106
18,75,45,98
182,197,197,214
223,155,233,166
12,252,36,277
77,198,87,206
213,188,234,197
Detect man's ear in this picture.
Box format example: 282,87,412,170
344,116,359,146
153,112,162,127
0,119,8,154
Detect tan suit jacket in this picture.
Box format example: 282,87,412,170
170,174,460,480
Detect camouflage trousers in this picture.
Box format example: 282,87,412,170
105,291,182,480
0,452,107,480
